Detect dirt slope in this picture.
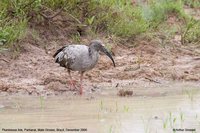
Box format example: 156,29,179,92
0,35,200,96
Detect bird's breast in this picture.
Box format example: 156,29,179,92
70,51,99,72
81,52,99,71
89,52,99,67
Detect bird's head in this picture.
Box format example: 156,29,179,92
89,40,116,67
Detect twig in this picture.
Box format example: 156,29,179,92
39,6,64,20
0,58,9,63
67,13,81,24
176,47,200,55
193,57,200,60
145,77,161,84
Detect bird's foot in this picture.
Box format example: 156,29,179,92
79,86,83,95
67,80,78,91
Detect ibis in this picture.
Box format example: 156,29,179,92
53,40,115,95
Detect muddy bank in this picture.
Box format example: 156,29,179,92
0,38,200,96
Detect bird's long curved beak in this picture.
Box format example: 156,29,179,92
101,46,116,67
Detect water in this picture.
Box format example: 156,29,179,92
0,83,200,133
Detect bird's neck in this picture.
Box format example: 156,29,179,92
88,47,99,68
88,47,99,58
88,47,96,55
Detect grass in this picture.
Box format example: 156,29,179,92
142,117,150,133
0,19,27,48
0,0,200,52
180,111,184,126
13,101,21,110
99,100,103,110
183,0,200,8
71,33,81,43
0,0,32,51
162,112,180,130
39,96,45,109
141,0,187,28
109,125,113,133
163,118,168,129
115,101,118,112
181,18,200,45
184,89,195,102
123,105,129,112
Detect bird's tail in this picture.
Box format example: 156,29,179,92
53,46,66,58
53,46,66,63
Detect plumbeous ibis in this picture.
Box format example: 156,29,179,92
53,40,115,95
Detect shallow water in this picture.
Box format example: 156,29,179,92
0,83,200,133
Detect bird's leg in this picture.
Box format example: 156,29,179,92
79,72,84,95
67,69,77,90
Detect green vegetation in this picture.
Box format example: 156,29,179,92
99,100,103,110
142,117,150,133
141,0,186,28
183,0,200,8
39,96,45,109
123,105,129,112
181,18,200,45
0,0,200,51
163,118,168,129
184,89,196,102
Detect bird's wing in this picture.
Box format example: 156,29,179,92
54,45,88,69
53,46,66,58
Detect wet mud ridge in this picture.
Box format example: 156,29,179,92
0,40,200,96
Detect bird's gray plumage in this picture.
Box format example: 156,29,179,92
53,40,115,72
53,40,115,95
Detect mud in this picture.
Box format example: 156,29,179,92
0,39,200,96
0,39,200,95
